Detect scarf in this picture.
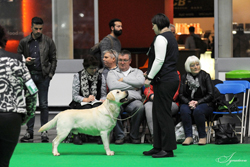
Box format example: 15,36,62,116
186,73,200,99
80,68,99,98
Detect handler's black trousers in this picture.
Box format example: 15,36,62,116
0,112,22,167
152,80,179,151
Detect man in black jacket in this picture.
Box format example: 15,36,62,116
18,17,57,143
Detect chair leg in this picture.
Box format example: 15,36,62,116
140,119,148,143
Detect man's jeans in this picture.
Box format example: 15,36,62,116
26,74,50,133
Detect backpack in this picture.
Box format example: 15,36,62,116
213,87,239,114
89,35,113,69
192,35,207,54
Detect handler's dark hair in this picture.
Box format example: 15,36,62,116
83,55,100,69
0,24,7,48
32,17,44,26
151,13,170,30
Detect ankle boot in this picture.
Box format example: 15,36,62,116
198,138,206,145
73,134,83,145
182,137,193,145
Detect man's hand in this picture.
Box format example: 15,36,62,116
144,79,151,88
118,78,123,82
26,57,35,65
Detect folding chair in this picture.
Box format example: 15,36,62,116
223,80,250,137
208,83,247,143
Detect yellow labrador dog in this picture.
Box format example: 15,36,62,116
39,90,128,156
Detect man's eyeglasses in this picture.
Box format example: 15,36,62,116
118,59,130,62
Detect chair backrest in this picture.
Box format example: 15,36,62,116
223,80,250,89
215,83,246,95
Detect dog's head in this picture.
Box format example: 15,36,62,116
107,90,129,104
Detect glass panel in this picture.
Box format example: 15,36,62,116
0,0,52,53
0,0,95,59
73,0,95,59
232,0,250,57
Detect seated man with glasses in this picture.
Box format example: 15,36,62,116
107,50,145,144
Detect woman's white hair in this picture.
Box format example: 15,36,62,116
184,55,201,73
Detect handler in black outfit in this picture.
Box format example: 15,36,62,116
143,13,179,158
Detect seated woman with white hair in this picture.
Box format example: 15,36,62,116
179,55,214,145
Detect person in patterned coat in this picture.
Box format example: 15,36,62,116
0,24,36,167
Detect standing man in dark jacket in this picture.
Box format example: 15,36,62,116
18,17,57,142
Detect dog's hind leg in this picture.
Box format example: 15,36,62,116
100,131,114,156
52,130,71,156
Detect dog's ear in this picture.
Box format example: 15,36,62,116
107,92,115,101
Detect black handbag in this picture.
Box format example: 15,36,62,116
212,123,239,144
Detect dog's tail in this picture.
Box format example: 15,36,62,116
38,114,59,132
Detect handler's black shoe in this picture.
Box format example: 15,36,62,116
115,138,124,145
41,131,49,142
152,150,174,158
20,132,34,142
73,135,83,145
130,137,141,144
143,148,161,156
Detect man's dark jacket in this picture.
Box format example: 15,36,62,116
17,34,57,78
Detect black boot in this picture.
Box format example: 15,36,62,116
73,134,83,145
97,137,103,144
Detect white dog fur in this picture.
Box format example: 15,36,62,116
38,90,128,156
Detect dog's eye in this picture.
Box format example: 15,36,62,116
117,91,119,93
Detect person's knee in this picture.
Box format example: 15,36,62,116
39,103,49,111
180,104,190,115
193,107,203,117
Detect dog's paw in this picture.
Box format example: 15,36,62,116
53,152,60,156
106,151,115,156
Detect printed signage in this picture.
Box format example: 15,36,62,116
174,0,214,18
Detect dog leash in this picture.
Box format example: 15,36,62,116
107,87,151,121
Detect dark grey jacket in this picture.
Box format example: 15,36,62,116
17,34,57,78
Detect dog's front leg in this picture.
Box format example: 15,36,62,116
100,131,114,156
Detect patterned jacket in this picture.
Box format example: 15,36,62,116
0,49,33,117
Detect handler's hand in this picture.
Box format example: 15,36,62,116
144,79,151,88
